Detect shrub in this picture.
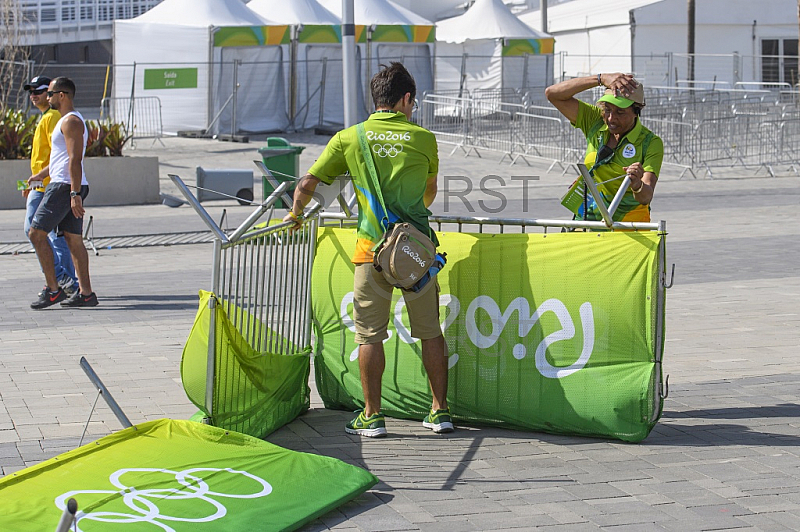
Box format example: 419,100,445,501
85,119,133,157
0,109,132,160
0,107,37,160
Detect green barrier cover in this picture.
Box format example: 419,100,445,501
182,291,311,439
0,419,377,531
313,228,665,442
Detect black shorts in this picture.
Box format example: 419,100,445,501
30,183,89,236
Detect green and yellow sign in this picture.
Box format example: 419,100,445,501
312,228,665,442
144,68,198,90
0,419,377,531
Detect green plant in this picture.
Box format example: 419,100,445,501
85,119,132,157
0,107,36,160
85,120,108,157
102,120,132,156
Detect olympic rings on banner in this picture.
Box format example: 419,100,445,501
54,467,272,531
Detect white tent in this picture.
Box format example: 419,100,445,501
317,0,436,119
114,0,290,135
247,0,346,130
519,0,797,86
436,0,554,95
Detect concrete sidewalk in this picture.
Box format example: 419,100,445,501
2,135,800,530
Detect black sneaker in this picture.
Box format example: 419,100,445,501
31,288,67,309
61,292,99,308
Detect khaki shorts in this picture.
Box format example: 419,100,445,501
353,263,441,345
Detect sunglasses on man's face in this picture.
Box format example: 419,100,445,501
47,90,68,97
29,89,47,96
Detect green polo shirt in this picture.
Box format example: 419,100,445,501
573,101,664,222
309,111,439,263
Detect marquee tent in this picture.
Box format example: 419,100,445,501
247,0,349,130
317,0,436,120
436,0,554,95
114,0,290,135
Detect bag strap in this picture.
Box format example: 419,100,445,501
356,122,389,230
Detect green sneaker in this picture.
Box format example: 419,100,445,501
345,410,387,438
423,407,454,433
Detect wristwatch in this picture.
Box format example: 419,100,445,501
70,190,80,198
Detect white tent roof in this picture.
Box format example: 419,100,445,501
437,0,551,43
247,0,340,25
519,0,663,33
317,0,433,25
132,0,272,27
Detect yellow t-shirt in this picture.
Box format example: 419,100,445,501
31,108,61,193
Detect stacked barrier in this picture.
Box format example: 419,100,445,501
421,86,800,177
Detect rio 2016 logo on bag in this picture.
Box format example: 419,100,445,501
401,245,427,267
339,293,594,379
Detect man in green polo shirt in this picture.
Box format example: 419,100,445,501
284,62,452,438
545,72,664,222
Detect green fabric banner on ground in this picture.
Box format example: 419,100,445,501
0,419,377,531
182,291,311,439
313,228,665,442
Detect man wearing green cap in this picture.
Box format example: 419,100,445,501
545,73,663,223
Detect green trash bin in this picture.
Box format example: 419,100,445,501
258,137,305,208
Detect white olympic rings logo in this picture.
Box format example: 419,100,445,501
55,467,272,531
372,143,403,158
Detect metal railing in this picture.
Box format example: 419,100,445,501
170,172,321,435
421,86,800,177
102,95,163,142
318,209,669,425
18,0,161,42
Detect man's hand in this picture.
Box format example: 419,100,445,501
282,212,303,233
71,194,85,219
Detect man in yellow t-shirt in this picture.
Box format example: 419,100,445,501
22,76,77,294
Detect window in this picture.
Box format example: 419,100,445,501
762,38,799,87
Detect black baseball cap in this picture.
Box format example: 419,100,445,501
23,76,52,91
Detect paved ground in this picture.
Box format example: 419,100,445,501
2,133,800,531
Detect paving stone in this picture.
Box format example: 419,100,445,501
3,141,800,531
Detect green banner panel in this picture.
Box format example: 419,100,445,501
143,68,198,90
313,228,665,442
182,291,311,439
0,419,377,531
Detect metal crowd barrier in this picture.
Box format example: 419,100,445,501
102,96,164,145
169,173,321,425
421,87,800,177
319,207,670,422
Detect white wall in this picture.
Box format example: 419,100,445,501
114,21,211,134
633,0,798,85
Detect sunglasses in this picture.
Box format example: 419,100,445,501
47,90,68,97
29,89,47,95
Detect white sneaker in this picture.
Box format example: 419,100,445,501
58,275,77,295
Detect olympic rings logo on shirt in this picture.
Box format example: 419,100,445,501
372,143,403,158
55,467,272,531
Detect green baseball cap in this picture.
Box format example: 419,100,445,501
597,82,645,108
